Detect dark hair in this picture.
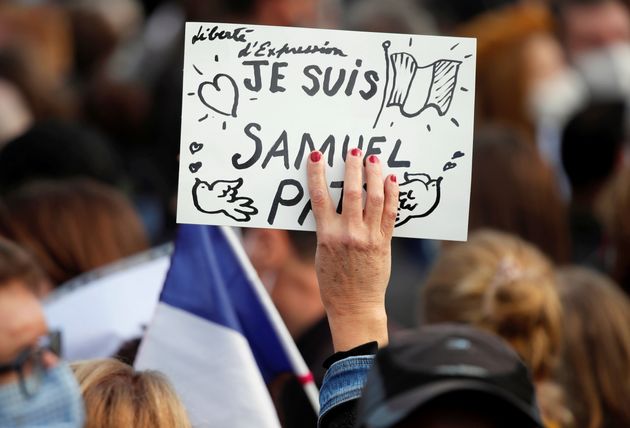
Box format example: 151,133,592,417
561,102,625,192
470,125,571,263
0,120,123,194
397,391,533,428
0,235,49,294
0,179,148,286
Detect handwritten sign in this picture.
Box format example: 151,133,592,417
177,23,476,240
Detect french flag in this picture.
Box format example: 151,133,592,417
135,225,318,427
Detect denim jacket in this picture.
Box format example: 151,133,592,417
318,355,374,427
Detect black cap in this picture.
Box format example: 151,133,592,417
357,324,543,428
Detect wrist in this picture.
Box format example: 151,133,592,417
326,308,388,352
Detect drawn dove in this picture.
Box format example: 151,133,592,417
395,172,443,227
192,177,258,222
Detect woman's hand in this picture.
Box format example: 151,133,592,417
307,148,399,352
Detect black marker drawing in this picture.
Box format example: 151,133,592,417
443,162,456,171
452,151,465,160
373,41,463,128
189,162,202,173
191,69,240,120
192,177,258,222
395,172,442,227
189,142,203,155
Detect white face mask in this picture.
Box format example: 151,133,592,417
574,42,630,99
527,68,589,125
0,363,85,427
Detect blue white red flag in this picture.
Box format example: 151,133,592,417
135,225,318,427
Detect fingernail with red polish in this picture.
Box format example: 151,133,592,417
368,155,378,164
351,148,362,157
390,175,397,183
310,151,321,162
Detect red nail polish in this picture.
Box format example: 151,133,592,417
368,155,378,164
390,175,397,183
351,148,362,157
310,151,321,162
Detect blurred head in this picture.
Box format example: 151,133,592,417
421,230,562,381
561,101,625,203
597,166,630,290
71,359,190,428
0,179,148,286
470,125,571,263
555,266,630,428
458,4,566,139
356,324,543,428
0,249,84,427
0,237,50,297
344,0,436,35
0,120,123,194
0,79,32,147
254,0,321,27
243,229,322,337
555,0,630,57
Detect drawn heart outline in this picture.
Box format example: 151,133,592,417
443,162,457,172
189,162,202,173
197,74,239,118
189,142,204,155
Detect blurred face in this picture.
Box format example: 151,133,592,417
0,280,58,386
563,0,630,56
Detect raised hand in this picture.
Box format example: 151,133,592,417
307,148,399,351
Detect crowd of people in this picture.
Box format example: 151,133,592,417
1,0,630,427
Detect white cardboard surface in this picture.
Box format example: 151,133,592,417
177,23,476,240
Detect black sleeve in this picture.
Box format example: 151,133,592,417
322,341,378,368
319,400,358,428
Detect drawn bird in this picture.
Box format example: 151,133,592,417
395,172,443,227
192,177,258,222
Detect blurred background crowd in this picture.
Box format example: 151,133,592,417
2,0,630,427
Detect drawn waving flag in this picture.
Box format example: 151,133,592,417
387,52,461,118
134,225,318,428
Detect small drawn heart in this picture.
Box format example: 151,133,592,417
443,162,457,172
189,142,204,155
451,151,465,160
189,162,202,173
197,74,239,118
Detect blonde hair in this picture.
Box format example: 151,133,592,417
421,230,562,380
556,266,630,428
71,359,191,428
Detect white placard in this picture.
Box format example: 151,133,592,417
177,23,476,240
